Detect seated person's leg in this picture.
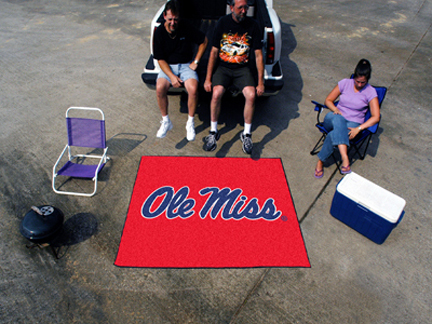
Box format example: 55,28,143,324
323,112,347,132
203,85,224,151
317,114,349,161
242,86,256,125
210,66,231,129
184,78,198,114
155,77,173,138
180,65,199,117
322,111,339,133
234,68,256,154
156,77,171,117
182,78,198,141
180,64,200,141
155,66,179,138
211,85,225,127
317,114,357,170
317,131,337,163
203,67,229,151
234,67,256,126
339,120,360,171
338,144,350,171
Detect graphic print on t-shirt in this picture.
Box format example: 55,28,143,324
219,32,251,64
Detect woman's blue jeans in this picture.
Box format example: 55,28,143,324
317,113,360,162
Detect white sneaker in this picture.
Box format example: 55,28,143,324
156,119,173,138
186,122,195,141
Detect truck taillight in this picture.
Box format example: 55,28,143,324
266,31,275,64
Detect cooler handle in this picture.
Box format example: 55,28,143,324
356,204,369,213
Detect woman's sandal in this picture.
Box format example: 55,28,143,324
314,168,324,179
340,165,352,175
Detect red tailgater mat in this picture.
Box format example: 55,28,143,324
115,157,310,268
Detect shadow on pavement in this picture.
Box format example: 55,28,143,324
49,212,98,258
106,133,147,156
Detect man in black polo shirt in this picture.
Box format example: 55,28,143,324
203,0,264,154
153,0,208,141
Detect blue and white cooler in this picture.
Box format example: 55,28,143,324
330,172,406,244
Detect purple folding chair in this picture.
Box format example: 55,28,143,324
52,107,110,197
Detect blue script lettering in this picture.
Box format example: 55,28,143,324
199,187,282,220
141,186,195,219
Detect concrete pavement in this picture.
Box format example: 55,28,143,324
1,0,431,323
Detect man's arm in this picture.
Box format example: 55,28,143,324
154,26,183,88
189,37,208,71
255,49,265,96
204,46,219,92
158,59,183,88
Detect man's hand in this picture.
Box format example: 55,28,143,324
256,83,265,97
170,75,184,88
189,61,198,71
204,80,212,92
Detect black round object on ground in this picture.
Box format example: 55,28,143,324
20,206,64,244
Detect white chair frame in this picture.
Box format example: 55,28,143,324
52,107,110,197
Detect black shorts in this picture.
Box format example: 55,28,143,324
212,65,255,90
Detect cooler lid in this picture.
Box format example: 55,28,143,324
336,172,406,223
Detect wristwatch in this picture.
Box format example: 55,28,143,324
358,126,362,131
194,60,199,64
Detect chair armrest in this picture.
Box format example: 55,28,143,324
91,147,109,180
311,101,328,111
311,100,329,124
53,144,69,174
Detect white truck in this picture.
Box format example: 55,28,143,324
142,0,284,96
